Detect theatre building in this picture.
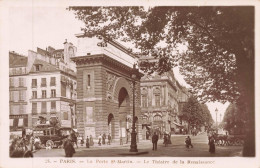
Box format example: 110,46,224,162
71,35,142,141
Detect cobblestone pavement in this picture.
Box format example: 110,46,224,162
33,133,243,157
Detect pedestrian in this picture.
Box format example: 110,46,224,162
107,133,111,145
70,131,78,148
120,136,123,145
90,135,94,146
98,134,102,146
152,132,159,150
102,133,106,145
168,134,172,144
22,128,26,139
163,133,168,147
86,136,90,148
185,136,193,148
80,136,84,146
63,136,76,157
30,133,35,151
209,136,215,153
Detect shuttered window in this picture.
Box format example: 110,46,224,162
50,77,56,86
51,101,56,110
32,103,37,114
41,102,47,113
19,78,25,87
32,79,37,88
41,78,46,87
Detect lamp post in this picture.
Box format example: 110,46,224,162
215,108,218,133
69,102,74,129
130,63,138,152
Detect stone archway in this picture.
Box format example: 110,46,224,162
113,77,132,140
118,87,130,139
108,113,115,139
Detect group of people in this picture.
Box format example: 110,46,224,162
9,132,36,158
98,133,112,146
151,131,216,154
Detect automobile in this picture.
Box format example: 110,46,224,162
33,124,75,149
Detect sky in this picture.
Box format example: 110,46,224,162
8,6,229,122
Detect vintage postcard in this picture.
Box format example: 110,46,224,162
0,0,259,168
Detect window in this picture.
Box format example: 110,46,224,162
41,102,47,113
41,78,46,87
51,89,56,97
142,95,148,107
63,112,68,120
19,78,24,87
32,103,37,114
61,83,66,97
42,90,46,98
35,65,40,71
19,91,24,101
9,78,14,87
87,74,91,87
32,79,37,88
51,101,56,110
155,95,160,107
32,91,37,99
50,77,56,86
10,91,14,101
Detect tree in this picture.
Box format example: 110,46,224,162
223,103,246,135
69,6,254,156
200,104,214,127
181,97,204,131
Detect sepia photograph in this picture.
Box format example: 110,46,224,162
0,1,259,168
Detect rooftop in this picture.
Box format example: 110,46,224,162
9,51,28,68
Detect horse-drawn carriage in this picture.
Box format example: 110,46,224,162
33,124,75,149
214,133,245,146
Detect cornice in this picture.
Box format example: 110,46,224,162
72,54,136,78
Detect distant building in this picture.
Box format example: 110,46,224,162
9,40,77,132
139,57,190,137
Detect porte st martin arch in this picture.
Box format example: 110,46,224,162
71,35,143,141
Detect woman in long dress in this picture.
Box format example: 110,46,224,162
90,135,94,146
209,137,215,153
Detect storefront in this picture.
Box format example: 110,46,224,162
9,114,28,131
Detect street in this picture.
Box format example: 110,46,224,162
33,133,242,157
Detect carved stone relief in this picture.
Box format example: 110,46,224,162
105,71,117,100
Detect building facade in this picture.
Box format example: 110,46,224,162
9,41,77,131
72,35,142,141
140,71,184,137
9,52,29,131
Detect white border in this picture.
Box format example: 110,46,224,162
0,0,259,168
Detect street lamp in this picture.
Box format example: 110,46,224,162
130,63,138,152
215,108,218,133
69,102,74,129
